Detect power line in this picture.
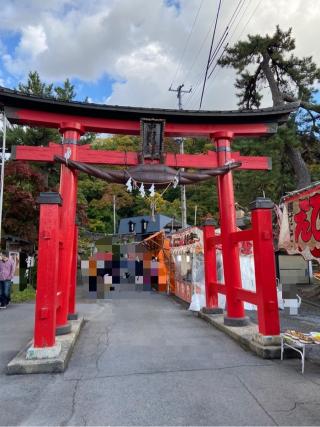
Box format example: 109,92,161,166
199,0,223,110
207,0,245,70
184,68,208,108
228,0,246,26
184,0,248,109
189,0,250,109
207,46,228,79
207,28,229,69
227,0,252,42
182,1,243,95
185,0,242,108
200,0,262,108
208,0,259,82
237,0,263,40
183,17,217,85
170,0,205,88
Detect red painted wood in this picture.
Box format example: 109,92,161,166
13,145,63,162
68,224,78,316
251,208,280,336
34,202,60,347
232,152,271,170
283,183,320,203
12,108,271,137
203,224,219,309
230,229,253,243
77,149,139,165
215,133,246,320
56,126,80,329
215,284,257,305
209,235,222,246
235,288,257,305
215,283,226,294
13,145,271,170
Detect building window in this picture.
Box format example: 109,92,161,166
141,219,148,233
128,221,135,233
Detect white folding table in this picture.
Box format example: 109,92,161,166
280,334,315,374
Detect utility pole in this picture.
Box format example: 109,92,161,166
168,84,191,110
168,84,191,229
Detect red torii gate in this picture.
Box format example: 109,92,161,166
0,87,298,353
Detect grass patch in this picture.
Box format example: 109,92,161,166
11,284,36,303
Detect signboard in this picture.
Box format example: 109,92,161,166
170,227,205,307
171,227,203,254
279,182,320,261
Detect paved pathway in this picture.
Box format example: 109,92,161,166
1,293,320,425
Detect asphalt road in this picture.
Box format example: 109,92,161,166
1,293,320,425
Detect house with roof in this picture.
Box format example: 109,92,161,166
117,214,183,240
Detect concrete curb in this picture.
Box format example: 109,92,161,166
198,311,281,359
6,317,84,375
170,295,281,358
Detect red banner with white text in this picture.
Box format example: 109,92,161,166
279,182,320,261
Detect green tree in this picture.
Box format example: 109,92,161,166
54,78,76,101
6,71,80,152
92,135,140,152
218,26,320,189
18,71,54,98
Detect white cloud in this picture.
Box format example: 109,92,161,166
20,25,48,57
3,25,48,76
0,0,320,109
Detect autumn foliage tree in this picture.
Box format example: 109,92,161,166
3,161,46,241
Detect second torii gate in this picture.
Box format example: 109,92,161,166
0,87,298,352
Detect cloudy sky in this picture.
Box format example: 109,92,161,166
0,0,319,110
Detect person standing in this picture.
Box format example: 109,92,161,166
0,251,15,308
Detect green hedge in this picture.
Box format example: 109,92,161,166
11,284,36,303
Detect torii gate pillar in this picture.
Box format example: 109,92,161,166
56,122,84,334
213,132,249,326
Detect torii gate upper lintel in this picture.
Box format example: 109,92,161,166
0,87,298,352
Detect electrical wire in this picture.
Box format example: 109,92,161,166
207,0,246,70
184,68,208,108
236,0,263,40
183,0,244,102
199,0,223,109
207,0,260,82
199,0,263,109
187,0,253,108
184,0,247,108
207,28,229,69
206,1,252,83
207,47,227,79
183,15,219,85
170,0,205,88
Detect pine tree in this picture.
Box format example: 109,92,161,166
54,78,76,101
218,26,320,189
18,71,54,97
